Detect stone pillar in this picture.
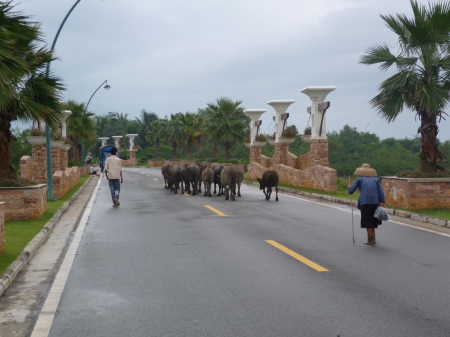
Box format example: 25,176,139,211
250,146,262,164
51,148,61,174
60,148,69,171
310,139,329,167
129,150,137,165
273,143,289,166
0,202,4,253
32,145,47,183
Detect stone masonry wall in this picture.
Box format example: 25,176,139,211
53,167,80,199
148,160,168,167
0,202,4,253
20,156,33,181
248,162,337,194
382,177,450,209
122,150,137,166
0,184,47,221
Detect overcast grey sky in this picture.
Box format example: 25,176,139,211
12,0,450,141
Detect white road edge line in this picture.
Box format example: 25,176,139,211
245,185,450,238
30,177,103,337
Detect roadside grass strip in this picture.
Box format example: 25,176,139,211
204,205,226,217
265,240,329,272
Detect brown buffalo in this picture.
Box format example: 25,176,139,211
221,165,238,201
257,170,279,201
161,163,173,189
201,167,214,197
237,169,244,197
170,165,184,195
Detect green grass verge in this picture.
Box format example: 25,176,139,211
0,176,89,275
244,173,450,220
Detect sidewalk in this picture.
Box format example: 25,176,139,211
0,176,98,337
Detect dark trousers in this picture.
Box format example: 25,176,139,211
108,179,121,203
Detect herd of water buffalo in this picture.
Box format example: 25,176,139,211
161,162,280,201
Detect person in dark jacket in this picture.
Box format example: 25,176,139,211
348,163,385,245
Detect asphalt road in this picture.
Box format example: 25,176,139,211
37,167,450,336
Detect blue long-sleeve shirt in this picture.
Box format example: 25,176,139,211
348,176,385,209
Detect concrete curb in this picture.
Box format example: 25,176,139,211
0,176,94,298
243,180,450,228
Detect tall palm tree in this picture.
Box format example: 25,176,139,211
64,100,96,162
0,2,64,179
110,112,130,148
204,97,249,160
178,112,196,160
193,113,206,160
160,114,183,159
360,0,450,172
136,109,158,148
147,119,163,159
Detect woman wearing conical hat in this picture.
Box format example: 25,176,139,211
348,164,385,245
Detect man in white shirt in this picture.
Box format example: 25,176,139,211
104,147,123,207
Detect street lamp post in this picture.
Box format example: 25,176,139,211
81,80,111,166
45,0,82,200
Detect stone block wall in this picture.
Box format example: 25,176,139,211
382,177,450,209
309,139,329,167
53,167,80,199
0,202,4,253
20,156,33,181
122,150,137,166
248,162,337,194
0,184,47,221
148,160,168,167
77,164,90,177
60,149,68,171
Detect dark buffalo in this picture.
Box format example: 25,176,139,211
213,164,224,196
185,163,201,195
257,170,279,201
195,162,206,192
201,167,214,197
170,165,184,195
182,163,190,192
161,163,173,189
221,165,238,201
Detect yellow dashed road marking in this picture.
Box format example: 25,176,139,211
265,240,329,272
204,205,226,217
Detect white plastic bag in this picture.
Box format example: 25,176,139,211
374,206,390,221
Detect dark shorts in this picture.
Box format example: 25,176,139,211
360,204,382,229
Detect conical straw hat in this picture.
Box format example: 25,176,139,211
354,163,377,177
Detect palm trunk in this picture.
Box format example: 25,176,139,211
156,141,160,159
187,142,193,160
224,142,231,161
213,141,218,159
0,117,15,179
172,142,177,159
418,112,446,172
197,137,203,160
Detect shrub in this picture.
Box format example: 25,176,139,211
51,131,62,141
282,127,297,138
255,134,267,141
303,127,311,135
30,128,45,136
69,161,82,167
0,177,37,187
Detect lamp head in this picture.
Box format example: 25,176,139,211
104,84,111,90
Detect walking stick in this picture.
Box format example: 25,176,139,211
349,176,355,244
